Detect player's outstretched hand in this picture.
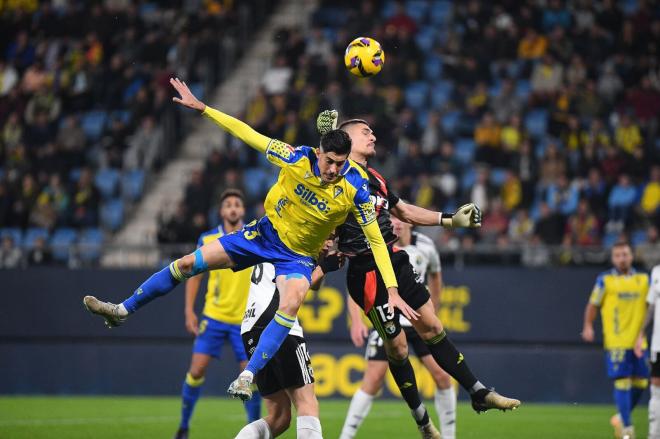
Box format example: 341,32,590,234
317,109,338,135
170,77,205,112
634,334,645,358
445,203,482,228
350,318,369,348
387,287,420,321
185,311,199,336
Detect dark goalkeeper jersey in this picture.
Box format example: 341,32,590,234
337,164,400,257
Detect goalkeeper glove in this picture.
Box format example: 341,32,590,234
440,203,482,228
317,109,338,135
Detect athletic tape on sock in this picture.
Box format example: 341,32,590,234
191,248,208,275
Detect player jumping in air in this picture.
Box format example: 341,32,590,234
175,189,261,439
235,242,341,439
83,78,415,402
317,110,520,439
341,216,456,439
582,242,649,439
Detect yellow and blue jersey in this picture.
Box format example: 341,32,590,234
263,140,376,257
589,268,649,350
196,226,253,325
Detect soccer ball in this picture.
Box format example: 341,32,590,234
344,37,385,77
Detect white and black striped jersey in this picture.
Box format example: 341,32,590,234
397,231,441,327
240,262,304,338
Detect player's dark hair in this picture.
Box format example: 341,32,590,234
612,241,632,250
338,118,369,130
220,188,244,204
320,129,352,156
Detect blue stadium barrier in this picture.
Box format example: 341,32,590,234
50,228,78,262
0,228,23,246
100,199,124,231
94,168,121,199
23,228,49,249
81,111,108,141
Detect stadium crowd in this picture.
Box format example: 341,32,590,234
165,0,660,268
0,0,274,267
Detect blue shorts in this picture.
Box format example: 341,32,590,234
219,216,316,282
193,315,247,362
604,349,650,380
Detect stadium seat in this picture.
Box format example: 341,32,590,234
381,0,397,19
0,228,23,246
404,82,429,110
122,78,145,103
525,109,549,139
488,79,502,98
121,169,145,201
188,83,205,102
406,0,429,22
244,168,269,199
100,198,124,231
23,228,49,249
81,111,108,141
516,79,532,101
602,231,620,248
461,168,477,191
490,168,508,187
441,111,461,137
78,228,104,261
416,110,429,128
423,55,443,80
415,27,436,52
431,81,453,109
620,0,639,15
631,229,648,247
110,110,131,125
430,1,452,25
51,228,78,262
454,138,477,166
95,168,121,199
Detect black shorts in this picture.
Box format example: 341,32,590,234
242,330,314,396
652,352,660,378
347,250,430,340
365,326,431,361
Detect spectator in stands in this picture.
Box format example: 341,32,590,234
531,54,564,104
511,140,538,208
608,174,637,224
0,235,22,269
508,208,535,244
474,112,501,166
124,116,164,171
636,226,660,270
501,170,522,213
480,198,509,243
518,28,548,61
522,234,552,266
261,55,292,95
581,168,608,218
615,114,643,156
490,78,522,124
547,174,580,218
184,169,212,217
0,60,18,96
564,199,600,247
640,165,660,221
27,236,53,266
535,202,564,245
470,166,493,213
70,168,99,228
500,114,524,158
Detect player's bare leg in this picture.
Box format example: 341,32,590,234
228,275,311,400
235,390,291,438
84,240,236,327
411,299,521,412
286,383,322,439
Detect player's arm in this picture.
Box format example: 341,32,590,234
347,294,369,347
184,274,203,336
170,77,271,153
582,275,604,342
635,303,654,358
391,199,482,228
428,270,442,314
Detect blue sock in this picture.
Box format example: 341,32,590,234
244,390,262,422
245,311,295,375
631,378,648,409
614,379,633,427
180,373,204,430
122,262,184,313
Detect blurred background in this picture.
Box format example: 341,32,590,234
1,0,660,434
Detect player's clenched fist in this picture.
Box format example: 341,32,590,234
441,203,482,228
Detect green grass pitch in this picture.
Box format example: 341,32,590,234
0,396,649,438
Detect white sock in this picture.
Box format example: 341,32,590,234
297,416,322,439
435,388,456,439
117,304,128,316
340,389,374,439
239,370,254,381
235,418,272,439
650,385,660,439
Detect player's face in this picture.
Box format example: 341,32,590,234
345,123,376,159
317,151,349,184
220,196,245,226
611,245,633,272
391,216,412,237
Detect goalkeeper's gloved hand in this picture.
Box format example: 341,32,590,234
441,203,482,228
317,109,339,135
